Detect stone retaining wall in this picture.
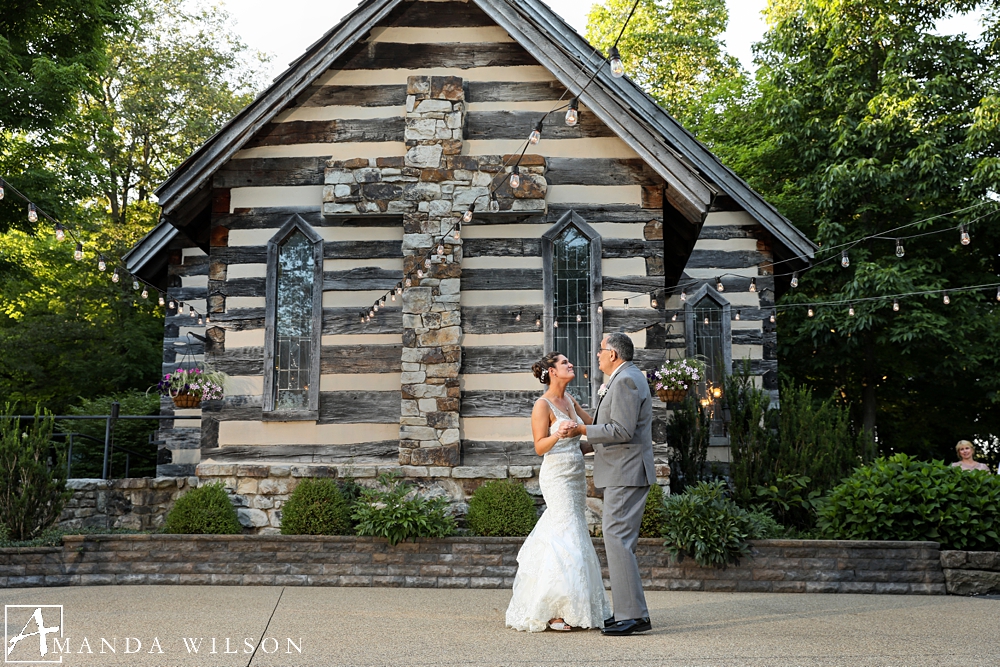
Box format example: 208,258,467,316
0,536,944,594
940,550,1000,595
57,478,195,532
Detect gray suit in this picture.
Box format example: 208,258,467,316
586,361,655,621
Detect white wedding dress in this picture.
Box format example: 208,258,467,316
505,398,611,632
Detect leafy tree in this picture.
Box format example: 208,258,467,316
586,0,745,128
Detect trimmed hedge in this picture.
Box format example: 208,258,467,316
466,480,538,537
280,479,354,536
164,482,241,535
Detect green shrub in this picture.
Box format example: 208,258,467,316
164,482,241,534
0,407,71,540
58,390,160,478
665,397,710,493
466,480,537,537
816,454,1000,551
639,484,666,538
746,508,785,539
661,480,752,569
754,474,824,530
353,473,456,546
280,479,353,535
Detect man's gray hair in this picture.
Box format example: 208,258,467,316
604,332,634,361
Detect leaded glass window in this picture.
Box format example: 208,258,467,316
553,225,593,404
692,297,726,393
684,284,732,439
274,231,314,410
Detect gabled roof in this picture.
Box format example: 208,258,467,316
137,0,815,275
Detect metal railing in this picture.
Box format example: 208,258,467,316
5,401,199,480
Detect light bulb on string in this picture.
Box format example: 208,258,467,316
359,312,366,324
734,310,741,321
424,257,431,269
373,302,379,312
489,193,500,213
396,283,403,295
704,314,709,325
597,304,603,315
769,311,776,324
189,305,195,317
791,272,799,288
141,286,148,299
535,315,541,328
515,311,522,322
0,181,4,200
895,239,904,258
197,315,203,325
391,292,396,302
849,304,855,317
453,222,461,240
369,308,375,318
841,250,849,268
463,204,475,224
437,243,445,255
54,222,65,242
509,166,520,189
205,313,211,324
28,204,38,223
565,98,579,127
749,278,757,293
158,293,165,307
943,292,950,305
168,299,176,310
996,286,1000,302
576,311,582,323
553,318,559,328
405,278,412,287
624,298,629,310
380,297,386,307
608,46,624,78
74,242,83,261
671,312,677,322
960,224,970,246
111,268,120,283
893,299,900,312
98,255,106,271
716,277,724,292
650,294,658,308
132,278,140,290
528,120,543,145
807,306,814,318
416,269,424,279
680,290,686,302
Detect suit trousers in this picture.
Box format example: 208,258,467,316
601,484,650,620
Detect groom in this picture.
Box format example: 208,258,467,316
560,331,655,636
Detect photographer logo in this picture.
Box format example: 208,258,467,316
4,606,64,664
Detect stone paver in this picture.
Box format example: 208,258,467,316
1,587,997,666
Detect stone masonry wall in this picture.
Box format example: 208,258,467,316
940,550,1000,595
57,478,194,532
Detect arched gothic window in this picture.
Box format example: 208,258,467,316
685,283,732,437
542,211,603,406
263,215,323,419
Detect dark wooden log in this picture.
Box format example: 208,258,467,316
325,241,402,259
217,209,400,230
245,117,404,148
323,267,404,291
461,441,539,466
462,268,540,290
336,42,538,70
318,390,401,423
461,390,538,417
461,306,546,334
467,80,567,102
602,275,666,292
462,345,543,374
685,249,768,270
465,205,663,227
208,309,265,331
295,84,407,108
211,347,265,375
201,442,398,463
601,307,662,332
466,111,615,141
387,1,495,27
165,287,207,302
322,308,403,335
168,255,209,276
320,345,402,374
463,238,541,258
697,224,763,241
219,277,263,297
213,157,327,188
602,239,663,258
544,158,662,186
212,246,268,264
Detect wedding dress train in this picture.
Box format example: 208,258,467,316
505,399,611,632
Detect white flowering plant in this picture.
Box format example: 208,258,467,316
647,358,707,393
156,367,227,401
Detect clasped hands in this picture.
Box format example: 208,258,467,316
556,421,585,439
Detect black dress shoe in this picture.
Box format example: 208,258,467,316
600,617,651,636
603,616,615,628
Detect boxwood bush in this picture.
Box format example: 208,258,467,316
662,480,755,569
816,454,1000,550
280,479,353,535
466,480,538,537
164,482,241,534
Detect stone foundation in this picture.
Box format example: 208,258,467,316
940,550,1000,595
58,478,194,532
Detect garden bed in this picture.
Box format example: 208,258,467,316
0,536,945,594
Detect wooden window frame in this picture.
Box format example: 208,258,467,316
542,210,603,406
262,214,324,421
683,282,733,380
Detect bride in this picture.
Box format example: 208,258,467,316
505,352,611,632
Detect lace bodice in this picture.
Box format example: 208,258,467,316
543,397,584,457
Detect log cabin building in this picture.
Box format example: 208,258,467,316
126,0,814,528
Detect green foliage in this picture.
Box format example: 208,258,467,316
352,473,456,546
754,475,824,531
725,364,778,506
0,526,146,549
0,407,71,540
816,454,1000,551
745,507,785,540
661,481,753,569
639,484,667,538
280,479,354,536
56,390,159,478
164,482,241,535
466,480,538,537
665,397,710,493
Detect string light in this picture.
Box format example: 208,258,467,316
359,312,365,324
379,297,386,307
189,305,195,317
436,243,445,255
453,222,461,240
680,290,686,302
205,313,210,323
893,299,900,312
996,286,1000,302
841,250,849,268
168,298,176,309
391,291,396,302
734,310,741,321
405,278,412,287
111,268,120,283
373,302,379,312
158,293,165,307
849,304,855,316
0,181,4,200
396,283,403,294
960,224,970,245
515,311,521,322
650,294,658,308
424,257,431,269
509,166,521,189
28,203,38,223
140,285,148,298
716,277,724,292
807,306,814,317
132,278,140,290
553,318,559,328
769,311,776,323
624,298,629,310
704,314,709,325
565,98,579,126
943,292,950,305
416,268,424,279
608,46,625,78
369,308,375,318
749,278,756,292
54,222,65,242
197,315,203,325
671,312,677,322
74,242,83,261
895,239,904,258
462,204,475,224
536,315,541,328
528,120,543,145
597,304,603,315
791,272,799,288
489,193,500,213
576,311,582,322
98,255,106,271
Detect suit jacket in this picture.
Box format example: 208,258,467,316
586,361,656,489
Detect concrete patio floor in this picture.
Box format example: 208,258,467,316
2,586,998,666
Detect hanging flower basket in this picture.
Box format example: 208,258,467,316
647,358,707,403
657,388,688,403
171,393,201,409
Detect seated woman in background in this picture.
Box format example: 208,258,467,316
951,440,990,472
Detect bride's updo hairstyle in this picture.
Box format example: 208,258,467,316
531,352,563,385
